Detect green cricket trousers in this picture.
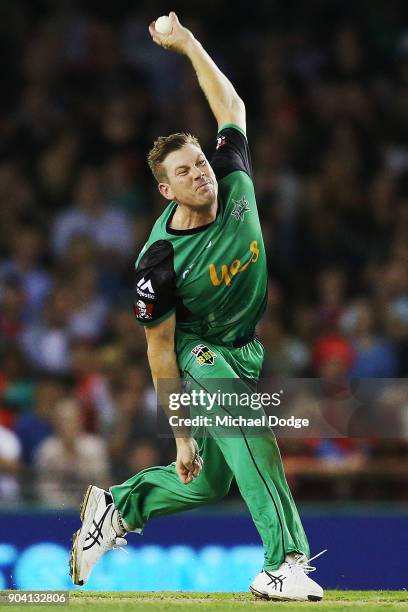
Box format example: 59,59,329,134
111,334,309,570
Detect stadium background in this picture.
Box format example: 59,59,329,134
0,0,407,591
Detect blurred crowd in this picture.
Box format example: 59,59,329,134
0,0,407,506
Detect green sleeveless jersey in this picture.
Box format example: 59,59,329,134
133,125,267,346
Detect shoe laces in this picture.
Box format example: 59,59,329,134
287,549,327,574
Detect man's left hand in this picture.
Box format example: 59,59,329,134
149,12,194,55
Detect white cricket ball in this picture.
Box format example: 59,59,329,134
155,15,172,35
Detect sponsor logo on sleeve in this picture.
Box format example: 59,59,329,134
136,277,155,299
134,300,153,320
216,135,227,149
191,344,217,366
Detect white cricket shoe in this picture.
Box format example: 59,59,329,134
69,485,127,586
250,551,326,602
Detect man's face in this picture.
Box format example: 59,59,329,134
159,144,217,208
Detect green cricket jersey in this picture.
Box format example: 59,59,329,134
133,124,267,346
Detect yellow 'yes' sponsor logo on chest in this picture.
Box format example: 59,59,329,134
209,240,259,287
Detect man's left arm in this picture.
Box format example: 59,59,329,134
149,12,246,133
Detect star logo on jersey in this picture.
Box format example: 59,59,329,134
231,197,250,222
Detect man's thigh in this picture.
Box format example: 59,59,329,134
178,338,268,438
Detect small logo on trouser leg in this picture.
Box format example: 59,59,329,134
192,344,217,366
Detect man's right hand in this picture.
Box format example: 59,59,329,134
175,437,203,484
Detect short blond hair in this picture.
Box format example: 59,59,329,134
147,133,201,182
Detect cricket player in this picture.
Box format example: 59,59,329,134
70,13,324,601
